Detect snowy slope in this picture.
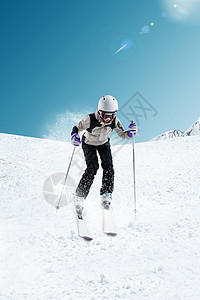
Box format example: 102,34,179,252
151,129,184,141
1,132,200,300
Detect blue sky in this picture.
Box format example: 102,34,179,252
1,0,200,143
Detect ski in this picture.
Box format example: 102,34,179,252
76,214,93,241
103,207,117,236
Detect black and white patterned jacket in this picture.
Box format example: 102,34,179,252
71,110,130,146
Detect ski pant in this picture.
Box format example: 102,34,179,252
76,137,114,198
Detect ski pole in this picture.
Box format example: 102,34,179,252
131,120,137,215
56,146,76,210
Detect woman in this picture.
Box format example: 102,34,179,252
71,95,138,217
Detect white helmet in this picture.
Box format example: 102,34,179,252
98,95,118,123
98,95,118,112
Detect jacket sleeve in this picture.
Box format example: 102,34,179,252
71,115,91,136
114,117,130,139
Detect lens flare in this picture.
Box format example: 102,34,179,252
120,39,132,50
114,43,128,54
161,0,200,22
162,12,167,18
141,25,150,34
114,39,132,54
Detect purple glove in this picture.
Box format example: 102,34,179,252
128,123,138,138
71,133,81,146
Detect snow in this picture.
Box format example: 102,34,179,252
151,116,200,141
184,116,200,137
1,132,200,299
151,129,184,141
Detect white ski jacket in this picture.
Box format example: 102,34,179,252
71,110,130,146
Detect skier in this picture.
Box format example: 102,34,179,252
71,95,138,217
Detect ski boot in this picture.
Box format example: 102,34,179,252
102,192,112,210
74,195,84,219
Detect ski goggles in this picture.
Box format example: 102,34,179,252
99,111,116,123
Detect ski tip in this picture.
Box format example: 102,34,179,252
84,236,93,241
104,232,117,236
79,235,93,241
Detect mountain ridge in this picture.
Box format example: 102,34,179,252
151,116,200,141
